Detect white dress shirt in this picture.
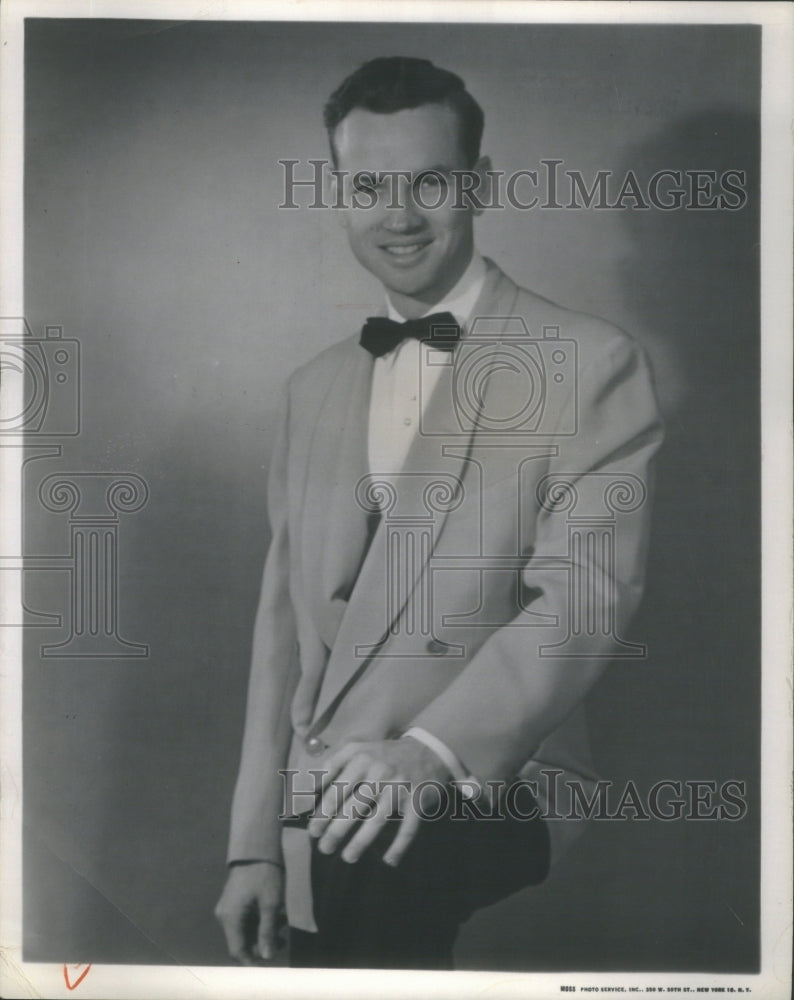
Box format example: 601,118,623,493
367,252,487,477
367,251,487,797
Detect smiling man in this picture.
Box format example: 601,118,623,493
215,57,664,971
331,101,482,313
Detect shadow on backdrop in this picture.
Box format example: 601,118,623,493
457,108,760,973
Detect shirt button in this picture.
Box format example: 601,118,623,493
403,417,413,426
305,736,325,756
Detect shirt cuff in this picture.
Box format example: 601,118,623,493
402,726,482,800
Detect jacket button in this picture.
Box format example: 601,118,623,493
426,638,448,655
305,736,325,756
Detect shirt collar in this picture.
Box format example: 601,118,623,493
385,251,487,329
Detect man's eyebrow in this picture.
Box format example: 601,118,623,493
360,165,458,177
348,165,463,185
414,164,457,176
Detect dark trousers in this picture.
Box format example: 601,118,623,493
288,788,550,970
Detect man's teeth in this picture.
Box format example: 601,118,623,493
384,244,426,255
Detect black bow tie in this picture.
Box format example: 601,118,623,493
359,311,461,359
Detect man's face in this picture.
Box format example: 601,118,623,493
332,103,484,313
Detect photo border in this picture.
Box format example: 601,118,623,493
1,2,791,998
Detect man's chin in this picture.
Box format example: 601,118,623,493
378,269,439,301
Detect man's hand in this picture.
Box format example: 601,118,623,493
214,861,285,965
306,737,452,867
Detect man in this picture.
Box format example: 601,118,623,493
215,56,663,970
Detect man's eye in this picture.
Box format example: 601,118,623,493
414,172,448,199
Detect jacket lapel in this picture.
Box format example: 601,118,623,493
300,337,375,647
310,260,523,722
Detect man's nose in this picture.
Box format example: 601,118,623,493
383,198,425,232
385,207,424,232
382,177,426,231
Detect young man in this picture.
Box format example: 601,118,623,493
215,57,663,970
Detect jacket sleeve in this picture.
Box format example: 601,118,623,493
226,386,300,865
409,332,664,782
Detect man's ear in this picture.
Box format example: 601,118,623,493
470,154,493,216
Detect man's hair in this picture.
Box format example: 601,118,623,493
323,56,484,166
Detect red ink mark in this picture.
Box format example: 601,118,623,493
63,964,92,990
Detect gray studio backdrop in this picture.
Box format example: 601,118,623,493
22,20,759,970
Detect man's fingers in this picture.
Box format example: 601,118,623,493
256,904,278,961
382,807,422,867
306,740,439,862
315,784,379,856
339,780,409,863
216,909,256,966
317,741,362,793
338,800,391,862
215,865,285,966
309,755,371,837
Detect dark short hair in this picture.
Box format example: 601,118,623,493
323,56,484,166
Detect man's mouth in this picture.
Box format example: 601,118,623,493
380,240,432,259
